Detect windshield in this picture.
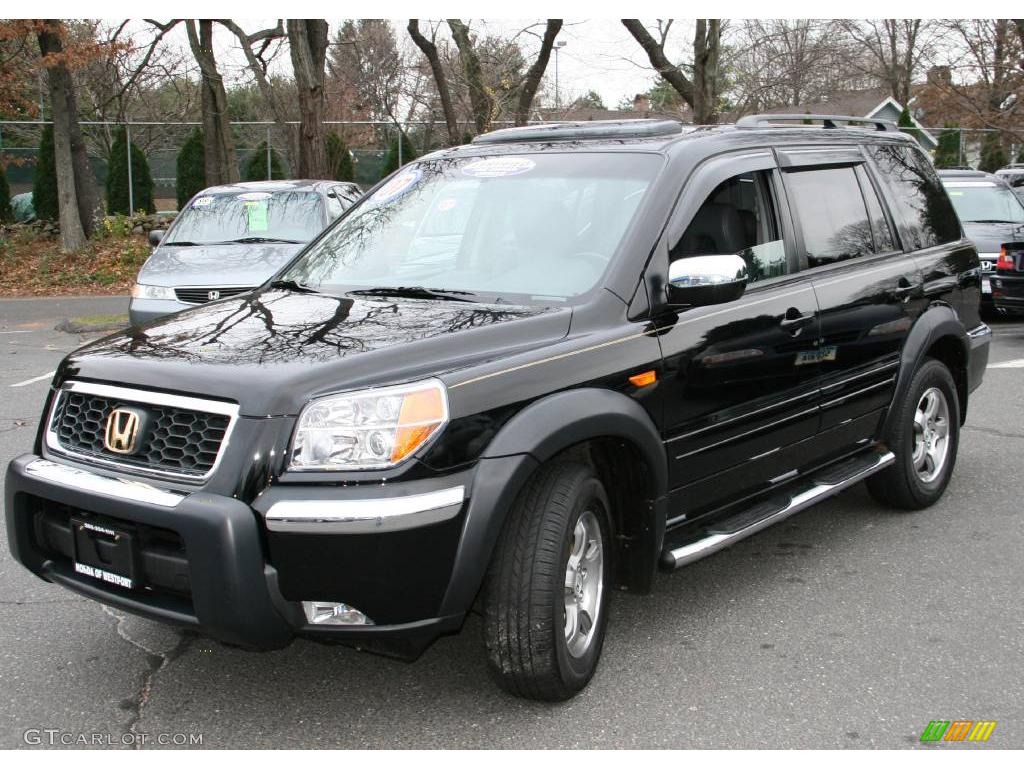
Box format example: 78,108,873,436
280,153,659,303
169,190,325,244
943,182,1024,224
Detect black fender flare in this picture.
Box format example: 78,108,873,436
438,388,669,615
882,303,969,437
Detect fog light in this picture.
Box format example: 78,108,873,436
302,601,374,626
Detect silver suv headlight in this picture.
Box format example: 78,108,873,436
131,283,176,300
289,379,449,470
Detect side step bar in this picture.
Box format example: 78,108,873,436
660,449,895,571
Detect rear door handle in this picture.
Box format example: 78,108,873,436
894,280,921,300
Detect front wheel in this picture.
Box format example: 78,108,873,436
483,460,612,701
867,358,960,510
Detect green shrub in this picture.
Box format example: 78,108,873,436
325,132,355,182
0,159,11,223
244,142,286,181
934,124,962,169
106,128,155,215
381,132,418,178
979,133,1008,173
176,128,206,209
33,124,58,222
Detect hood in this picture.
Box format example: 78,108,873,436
60,289,572,416
137,242,306,287
961,221,1024,255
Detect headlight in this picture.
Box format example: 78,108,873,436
289,379,449,470
131,283,176,300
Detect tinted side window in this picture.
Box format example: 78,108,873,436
855,165,896,253
671,171,788,282
785,166,874,267
867,144,961,250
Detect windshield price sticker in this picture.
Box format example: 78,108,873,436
462,157,536,178
371,168,423,204
192,196,214,207
245,201,269,232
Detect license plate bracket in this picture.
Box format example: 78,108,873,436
71,518,137,590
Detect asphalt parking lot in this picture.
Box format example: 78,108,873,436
0,295,1022,749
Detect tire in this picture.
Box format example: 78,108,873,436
867,358,960,510
483,460,612,701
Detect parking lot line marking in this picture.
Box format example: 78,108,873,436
10,371,55,387
988,359,1024,369
0,330,32,334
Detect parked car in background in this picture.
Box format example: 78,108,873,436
130,180,361,325
995,164,1024,205
939,169,1024,314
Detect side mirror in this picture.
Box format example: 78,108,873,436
148,229,165,247
667,254,748,307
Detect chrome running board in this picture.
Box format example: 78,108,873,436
660,449,895,571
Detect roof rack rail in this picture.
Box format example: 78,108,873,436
735,114,898,132
472,119,684,144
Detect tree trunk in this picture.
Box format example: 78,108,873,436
186,20,238,185
622,19,695,109
408,20,460,145
37,24,87,252
692,20,722,124
514,20,562,126
288,19,329,179
448,19,495,135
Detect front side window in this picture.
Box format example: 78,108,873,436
281,153,659,303
169,190,326,245
671,171,788,282
942,181,1024,225
785,166,875,267
868,144,961,250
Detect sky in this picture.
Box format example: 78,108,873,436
118,18,695,113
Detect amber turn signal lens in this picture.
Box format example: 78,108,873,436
391,386,447,462
628,370,657,387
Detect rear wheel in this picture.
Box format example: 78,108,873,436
483,460,612,701
867,358,960,510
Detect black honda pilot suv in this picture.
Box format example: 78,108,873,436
5,116,990,701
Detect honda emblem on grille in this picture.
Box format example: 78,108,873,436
207,290,221,301
104,408,143,454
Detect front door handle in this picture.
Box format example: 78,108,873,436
779,309,814,331
894,279,921,300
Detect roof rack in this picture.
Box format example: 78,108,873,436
735,114,898,132
472,119,684,145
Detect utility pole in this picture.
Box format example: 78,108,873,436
554,40,567,110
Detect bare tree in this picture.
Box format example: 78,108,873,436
36,20,103,249
185,19,238,185
838,19,941,105
408,19,460,145
287,19,330,178
514,20,562,125
621,19,723,124
447,19,495,134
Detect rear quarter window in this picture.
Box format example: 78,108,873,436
867,143,961,250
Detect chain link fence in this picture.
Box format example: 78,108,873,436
2,119,1021,218
0,118,497,216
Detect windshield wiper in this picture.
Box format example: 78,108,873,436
268,279,319,294
965,219,1021,224
348,286,476,302
227,236,304,244
164,240,204,246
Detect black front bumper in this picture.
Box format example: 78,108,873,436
4,454,467,655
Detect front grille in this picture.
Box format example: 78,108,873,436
51,390,231,478
174,286,252,305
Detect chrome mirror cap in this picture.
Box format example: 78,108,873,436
667,254,749,307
